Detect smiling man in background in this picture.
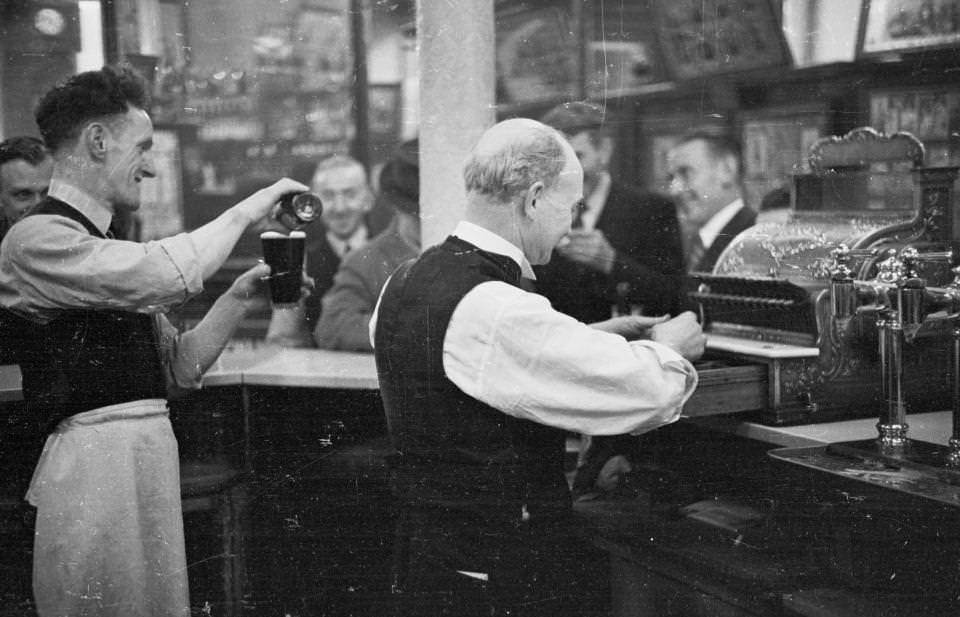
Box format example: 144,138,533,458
0,136,52,241
667,127,756,273
265,154,375,345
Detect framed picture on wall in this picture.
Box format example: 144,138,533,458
858,0,960,57
495,3,580,105
368,83,402,166
582,0,670,99
651,0,791,81
739,108,828,208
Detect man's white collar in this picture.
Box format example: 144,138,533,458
699,198,744,248
452,221,536,279
48,179,113,236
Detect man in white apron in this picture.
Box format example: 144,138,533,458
0,64,308,617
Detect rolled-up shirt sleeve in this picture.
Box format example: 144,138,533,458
443,281,698,436
155,314,205,394
2,215,203,314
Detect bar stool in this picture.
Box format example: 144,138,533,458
180,461,249,617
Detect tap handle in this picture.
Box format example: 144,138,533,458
830,244,854,281
876,248,903,284
900,247,921,279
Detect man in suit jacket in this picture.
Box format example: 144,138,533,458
533,102,688,501
666,128,757,273
534,102,686,322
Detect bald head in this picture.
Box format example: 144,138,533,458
462,118,584,266
463,118,571,205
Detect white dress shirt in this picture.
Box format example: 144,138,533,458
698,198,745,249
372,221,698,437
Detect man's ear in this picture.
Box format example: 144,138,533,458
523,181,545,220
84,123,108,161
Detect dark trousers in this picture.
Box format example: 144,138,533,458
391,504,610,617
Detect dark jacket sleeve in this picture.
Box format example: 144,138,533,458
601,186,687,316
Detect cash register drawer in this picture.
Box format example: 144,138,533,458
683,359,767,418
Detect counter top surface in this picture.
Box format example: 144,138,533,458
203,346,378,390
6,346,953,449
693,410,952,447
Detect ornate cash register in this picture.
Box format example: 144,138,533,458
592,128,960,617
687,127,960,438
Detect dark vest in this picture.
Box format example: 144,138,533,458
374,236,570,522
0,198,167,434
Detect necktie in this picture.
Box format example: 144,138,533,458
685,232,705,272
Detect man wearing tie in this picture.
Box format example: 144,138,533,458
666,128,757,273
535,102,686,321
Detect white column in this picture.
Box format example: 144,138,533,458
417,0,495,250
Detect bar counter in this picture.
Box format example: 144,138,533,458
203,346,379,390
5,346,956,614
200,344,954,450
192,346,960,616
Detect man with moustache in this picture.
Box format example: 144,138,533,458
535,101,685,321
535,102,688,500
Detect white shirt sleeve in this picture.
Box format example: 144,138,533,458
443,281,698,436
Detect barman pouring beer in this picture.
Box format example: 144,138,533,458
0,64,308,617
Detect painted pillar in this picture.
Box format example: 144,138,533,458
417,0,495,250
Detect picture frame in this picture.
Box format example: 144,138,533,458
368,83,401,139
651,0,791,82
582,0,670,100
367,83,402,166
738,107,829,208
495,3,580,105
858,0,960,57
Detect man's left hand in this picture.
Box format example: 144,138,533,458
557,229,616,274
227,263,316,314
226,263,272,313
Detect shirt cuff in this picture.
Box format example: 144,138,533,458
632,339,699,396
157,233,204,299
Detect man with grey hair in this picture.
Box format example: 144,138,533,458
371,118,704,615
